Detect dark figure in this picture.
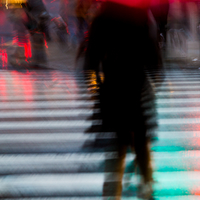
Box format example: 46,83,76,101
6,0,49,67
60,0,78,48
22,0,49,66
83,1,163,199
23,0,51,41
75,0,93,43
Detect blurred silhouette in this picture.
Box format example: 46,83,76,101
83,0,163,199
75,0,92,43
23,0,50,40
76,0,104,62
60,0,79,48
7,6,30,66
6,0,49,67
22,0,49,66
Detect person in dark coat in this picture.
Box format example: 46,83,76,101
83,0,163,198
23,0,51,41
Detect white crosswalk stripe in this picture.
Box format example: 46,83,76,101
0,101,97,108
0,109,99,118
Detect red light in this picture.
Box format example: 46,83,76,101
12,35,32,61
108,0,150,8
24,42,32,62
43,33,48,49
1,50,8,68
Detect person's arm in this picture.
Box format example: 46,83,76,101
84,16,104,69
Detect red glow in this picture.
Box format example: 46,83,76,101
0,38,8,68
191,186,200,195
44,39,48,48
108,0,150,8
24,41,32,61
0,76,7,100
108,0,170,8
1,50,8,68
151,0,170,6
12,36,32,61
43,33,48,49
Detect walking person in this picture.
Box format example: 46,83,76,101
24,0,50,66
82,0,163,199
60,0,79,48
75,0,93,43
6,0,49,67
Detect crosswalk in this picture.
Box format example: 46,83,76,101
0,68,200,199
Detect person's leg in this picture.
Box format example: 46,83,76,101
134,135,152,183
132,128,153,199
8,9,28,66
103,144,127,198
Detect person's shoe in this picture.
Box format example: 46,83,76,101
137,181,153,199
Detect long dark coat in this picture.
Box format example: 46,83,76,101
84,2,162,145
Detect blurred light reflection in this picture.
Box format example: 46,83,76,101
0,49,8,69
0,75,7,99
